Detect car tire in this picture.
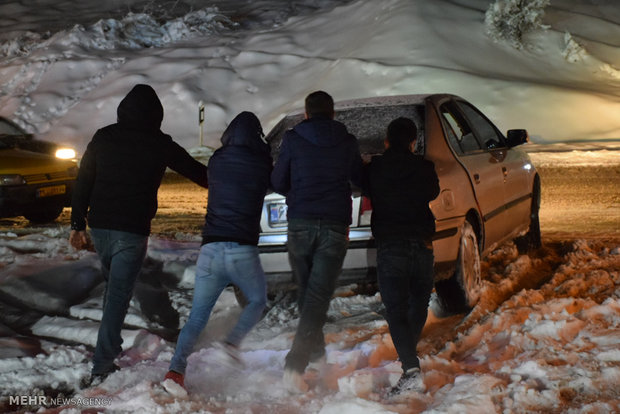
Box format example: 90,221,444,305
515,176,542,254
23,204,64,224
433,220,482,316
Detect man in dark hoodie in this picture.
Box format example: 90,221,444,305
271,90,363,392
165,111,272,389
364,117,440,397
69,84,208,386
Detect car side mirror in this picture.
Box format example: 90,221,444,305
506,129,528,147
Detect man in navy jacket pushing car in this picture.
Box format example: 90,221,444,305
271,90,363,393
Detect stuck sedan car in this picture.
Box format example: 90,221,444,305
0,140,78,223
258,94,541,315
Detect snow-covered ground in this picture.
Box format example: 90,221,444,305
0,219,619,413
0,0,619,412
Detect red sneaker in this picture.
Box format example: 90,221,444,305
164,370,184,388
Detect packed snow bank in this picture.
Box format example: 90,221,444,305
0,0,618,155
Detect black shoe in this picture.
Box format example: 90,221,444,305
388,367,425,397
82,363,120,388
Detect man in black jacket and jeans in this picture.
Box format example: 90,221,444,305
364,117,440,397
69,84,208,386
271,91,363,393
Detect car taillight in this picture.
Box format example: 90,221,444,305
359,196,372,226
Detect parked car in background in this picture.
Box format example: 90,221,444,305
0,118,78,223
0,116,76,160
258,94,541,315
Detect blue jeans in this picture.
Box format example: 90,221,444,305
90,228,149,375
284,218,349,373
376,238,434,372
169,242,267,374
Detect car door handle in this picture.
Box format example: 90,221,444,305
502,167,508,182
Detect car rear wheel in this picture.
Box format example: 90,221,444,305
432,220,482,316
515,176,541,254
23,204,64,224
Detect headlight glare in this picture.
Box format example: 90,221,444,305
55,148,76,159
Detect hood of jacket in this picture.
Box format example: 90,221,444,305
220,111,270,155
293,117,350,147
117,84,164,131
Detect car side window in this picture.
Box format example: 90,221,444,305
456,102,505,150
440,103,481,155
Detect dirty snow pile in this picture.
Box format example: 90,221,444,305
0,228,618,413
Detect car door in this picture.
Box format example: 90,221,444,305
439,100,509,250
455,100,532,243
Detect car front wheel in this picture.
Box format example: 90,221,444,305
432,220,482,316
515,176,542,254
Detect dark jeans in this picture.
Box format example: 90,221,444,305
376,238,434,372
90,228,148,375
285,218,349,373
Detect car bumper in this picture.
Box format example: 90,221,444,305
258,224,461,285
258,229,378,285
0,180,74,217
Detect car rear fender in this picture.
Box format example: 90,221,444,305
424,96,486,246
433,209,482,282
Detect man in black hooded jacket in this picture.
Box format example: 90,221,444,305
69,84,208,386
364,117,439,397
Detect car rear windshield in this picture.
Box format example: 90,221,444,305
266,104,425,160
